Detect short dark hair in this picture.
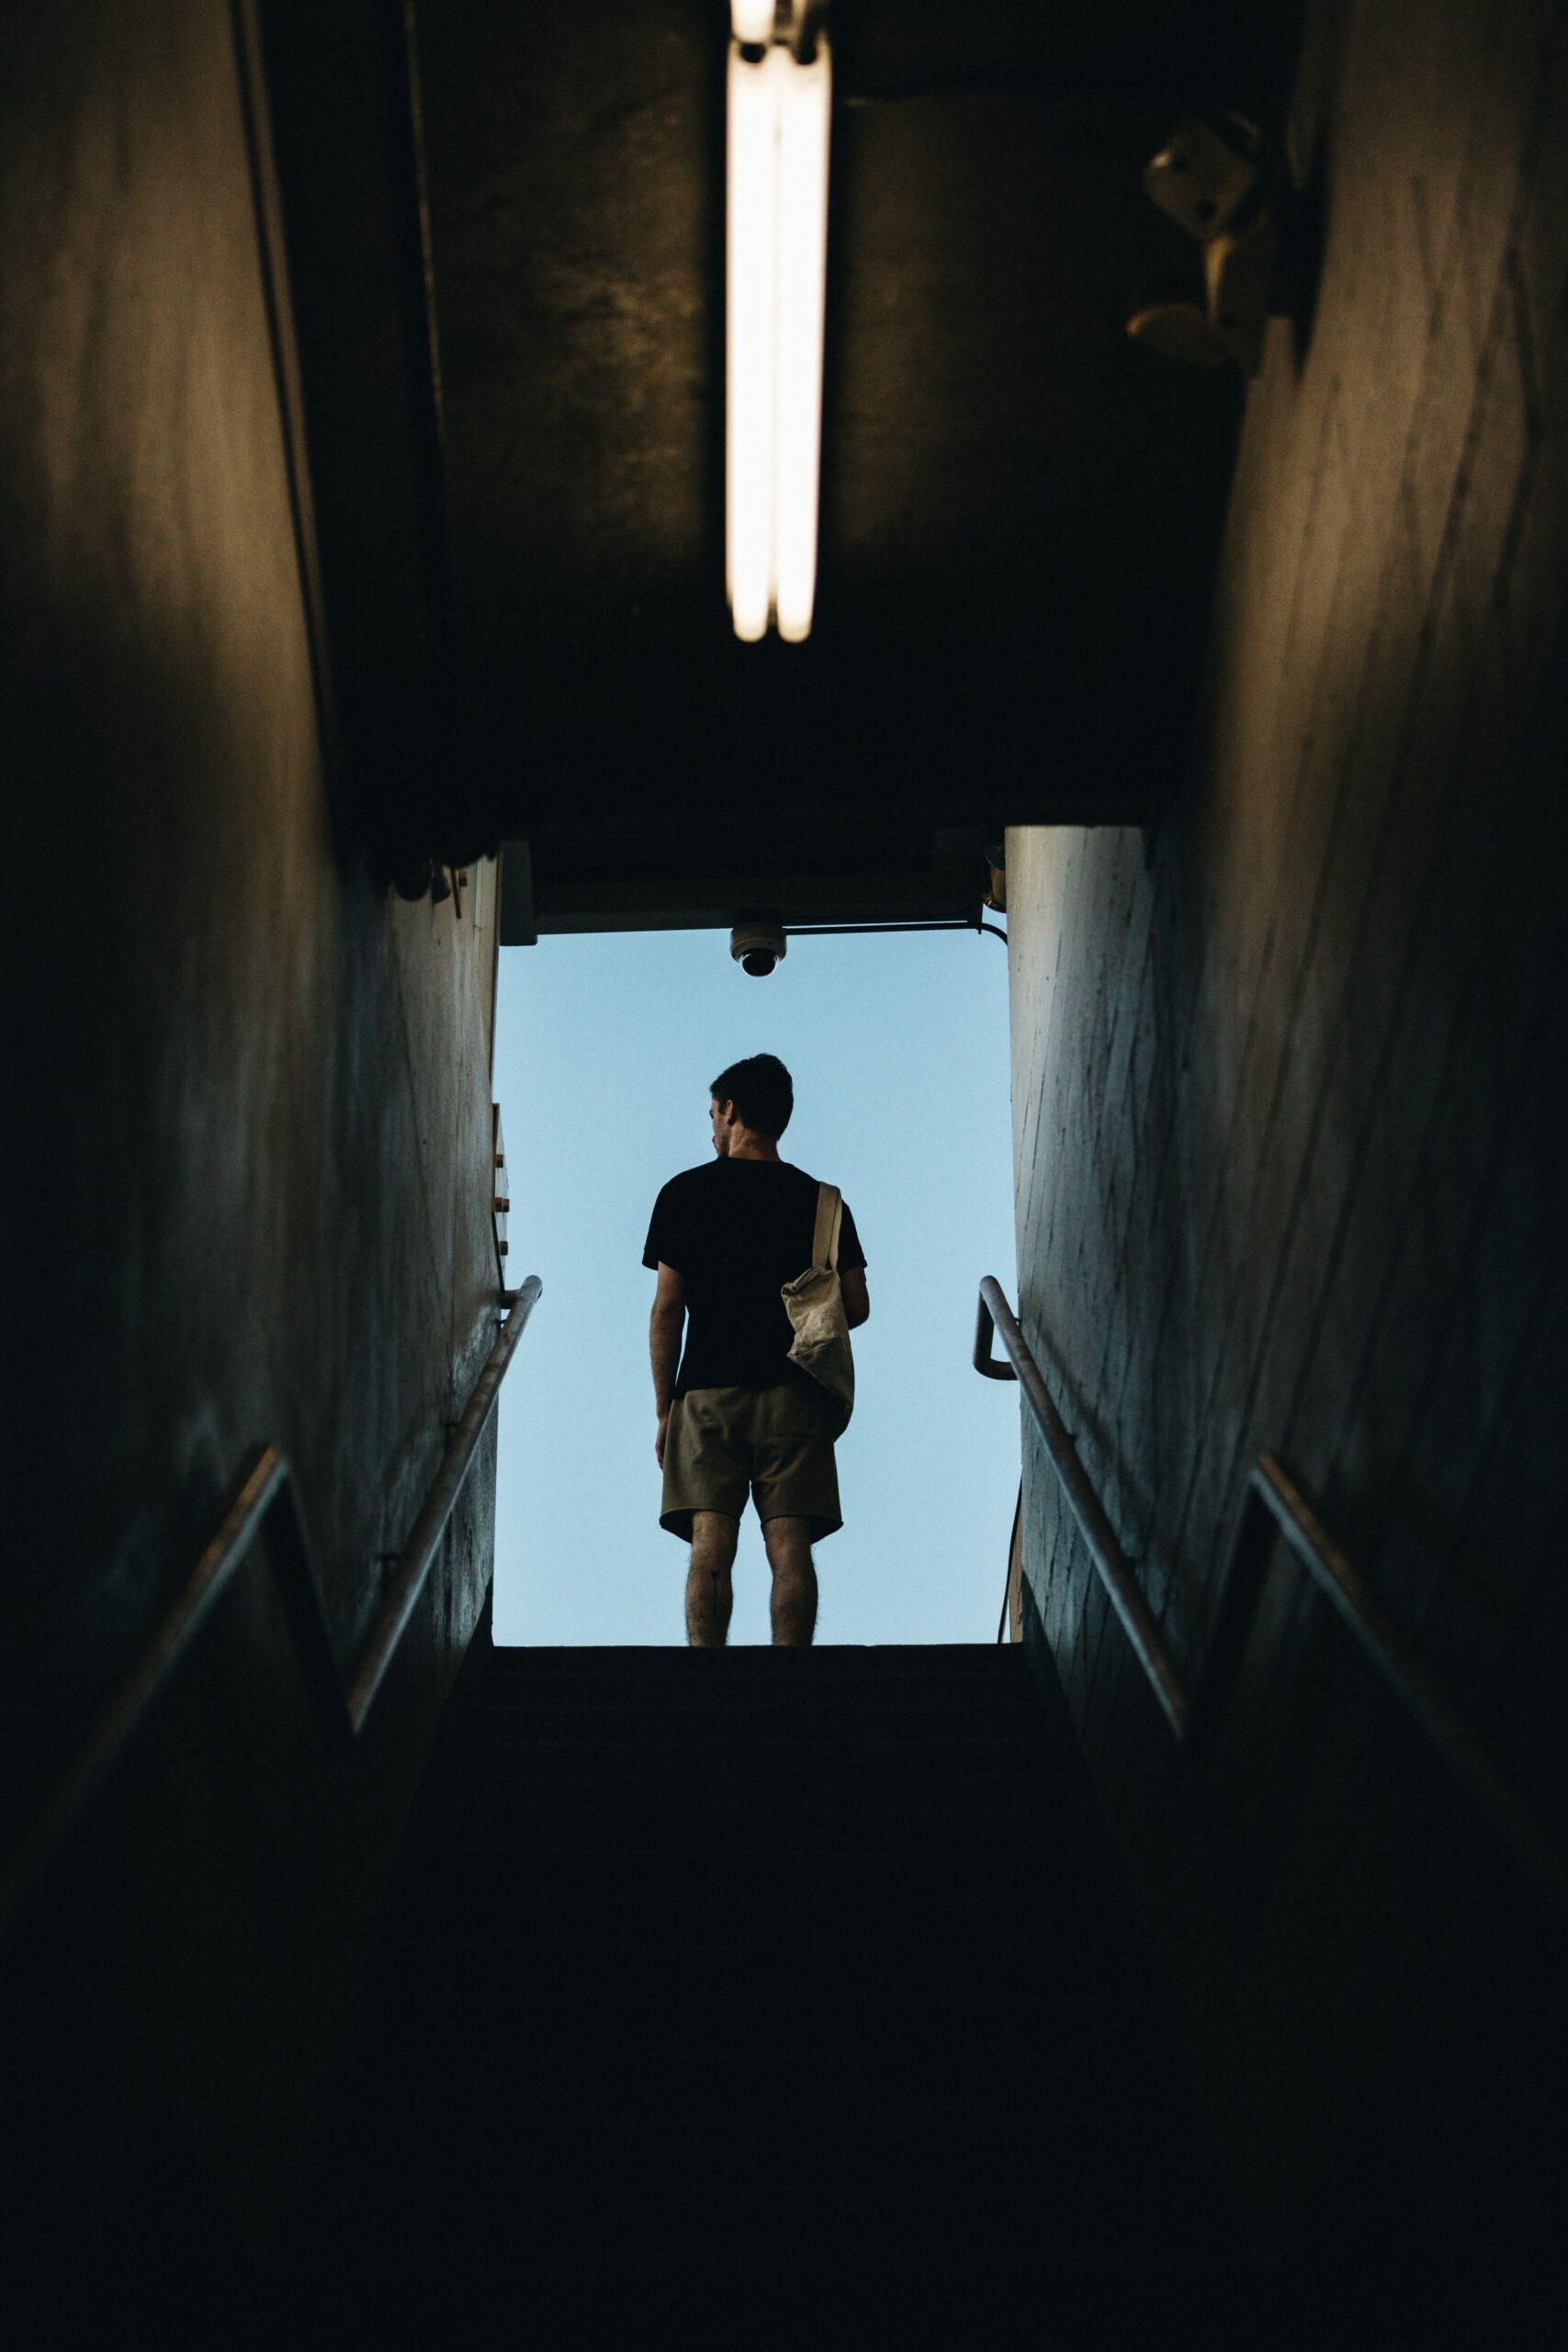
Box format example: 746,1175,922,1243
711,1053,794,1139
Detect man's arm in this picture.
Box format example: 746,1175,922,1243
649,1261,685,1465
841,1265,870,1329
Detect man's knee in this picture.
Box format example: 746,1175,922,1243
762,1514,813,1571
691,1510,739,1568
685,1517,737,1648
765,1518,818,1646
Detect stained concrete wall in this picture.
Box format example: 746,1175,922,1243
1007,0,1567,2274
0,1,503,2294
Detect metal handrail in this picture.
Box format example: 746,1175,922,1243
976,1278,1188,1736
347,1280,538,1725
975,1275,1568,1931
0,1277,541,1939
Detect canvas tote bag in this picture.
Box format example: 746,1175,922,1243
781,1182,854,1433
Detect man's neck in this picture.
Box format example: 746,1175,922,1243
724,1133,780,1162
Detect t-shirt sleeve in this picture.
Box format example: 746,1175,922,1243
642,1178,683,1272
838,1198,866,1272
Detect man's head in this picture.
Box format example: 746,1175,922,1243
709,1053,794,1153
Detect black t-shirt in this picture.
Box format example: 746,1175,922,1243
643,1159,866,1395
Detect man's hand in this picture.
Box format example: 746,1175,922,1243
650,1262,685,1472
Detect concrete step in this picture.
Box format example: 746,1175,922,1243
423,1780,1076,1821
303,2098,1224,2291
362,2030,1166,2125
377,1986,1147,2073
351,2097,1188,2178
412,1834,1101,1903
425,1778,1081,1815
376,1932,1135,2008
378,1883,1118,1947
452,1699,1052,1744
482,1643,1023,1676
416,1830,1094,1892
423,1747,1066,1800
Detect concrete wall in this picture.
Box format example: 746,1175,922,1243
0,1,503,2293
1007,0,1567,2272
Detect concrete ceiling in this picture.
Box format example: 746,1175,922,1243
262,3,1299,925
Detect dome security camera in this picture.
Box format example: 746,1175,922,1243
729,917,787,978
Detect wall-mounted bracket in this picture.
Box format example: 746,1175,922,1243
1128,113,1284,376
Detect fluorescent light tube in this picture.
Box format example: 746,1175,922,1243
727,41,779,643
773,41,830,641
726,30,831,643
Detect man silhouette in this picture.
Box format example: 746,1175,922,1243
644,1054,869,1646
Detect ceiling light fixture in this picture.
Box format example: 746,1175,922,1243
727,5,830,644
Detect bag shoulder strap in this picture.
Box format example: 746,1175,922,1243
810,1182,843,1272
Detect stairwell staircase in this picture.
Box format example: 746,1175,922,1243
298,1637,1224,2315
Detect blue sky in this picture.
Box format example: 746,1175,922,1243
490,924,1021,1646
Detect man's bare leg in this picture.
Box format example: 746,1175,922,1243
763,1517,818,1647
686,1511,739,1647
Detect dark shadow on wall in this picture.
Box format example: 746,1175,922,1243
0,0,502,2305
1005,0,1568,2292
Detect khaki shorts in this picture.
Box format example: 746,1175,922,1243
660,1380,842,1544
